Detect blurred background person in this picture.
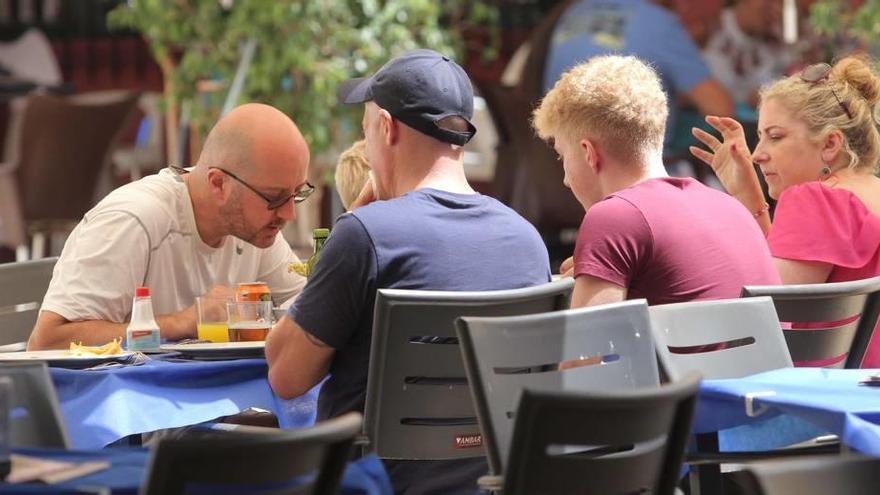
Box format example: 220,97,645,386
543,0,734,158
702,0,797,112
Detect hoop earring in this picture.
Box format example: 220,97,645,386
819,165,832,178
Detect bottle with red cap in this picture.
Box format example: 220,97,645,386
126,287,161,351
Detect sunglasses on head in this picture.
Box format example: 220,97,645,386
799,63,853,120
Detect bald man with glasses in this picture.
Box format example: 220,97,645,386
29,103,311,350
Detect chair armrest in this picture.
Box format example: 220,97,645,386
0,342,26,352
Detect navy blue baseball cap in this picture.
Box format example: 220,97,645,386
337,49,477,146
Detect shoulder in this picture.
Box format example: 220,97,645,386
778,181,853,205
584,194,648,236
774,182,872,221
588,193,643,218
770,182,880,266
639,1,680,25
774,181,880,235
86,169,188,241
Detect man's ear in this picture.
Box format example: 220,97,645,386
579,138,600,173
820,128,846,166
206,168,230,201
378,108,398,146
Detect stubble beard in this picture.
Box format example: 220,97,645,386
220,193,280,248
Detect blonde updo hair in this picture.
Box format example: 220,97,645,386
532,55,668,163
334,139,371,210
759,55,880,172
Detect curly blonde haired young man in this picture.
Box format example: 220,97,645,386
533,55,779,308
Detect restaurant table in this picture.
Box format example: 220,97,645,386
49,358,320,449
0,447,392,494
688,368,880,494
694,368,880,455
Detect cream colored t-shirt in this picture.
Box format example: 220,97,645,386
41,168,306,323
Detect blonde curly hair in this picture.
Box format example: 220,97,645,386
760,55,880,172
532,55,668,163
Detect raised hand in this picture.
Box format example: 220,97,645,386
689,116,761,202
559,256,574,278
349,177,377,210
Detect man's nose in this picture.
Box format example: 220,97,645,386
274,199,296,221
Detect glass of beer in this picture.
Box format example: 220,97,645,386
196,296,232,343
227,300,273,342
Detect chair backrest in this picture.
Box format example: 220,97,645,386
741,276,880,368
649,297,792,381
502,372,701,495
363,277,574,460
0,257,57,345
485,0,583,232
15,90,140,226
457,299,659,477
142,412,362,495
0,361,69,448
740,455,880,495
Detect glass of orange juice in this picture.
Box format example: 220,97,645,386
196,296,232,343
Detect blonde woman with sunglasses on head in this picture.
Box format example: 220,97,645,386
691,55,880,368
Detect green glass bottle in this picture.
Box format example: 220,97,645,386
306,228,330,276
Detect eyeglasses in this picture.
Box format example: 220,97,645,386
799,63,853,120
211,167,315,210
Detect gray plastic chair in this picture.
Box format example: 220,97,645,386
502,372,701,495
456,299,659,484
142,412,362,495
739,455,880,495
649,297,792,381
742,276,880,368
650,298,834,494
0,257,56,346
1,361,69,448
363,277,574,461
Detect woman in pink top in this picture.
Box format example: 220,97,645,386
690,55,880,368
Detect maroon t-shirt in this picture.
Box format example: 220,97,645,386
574,177,780,305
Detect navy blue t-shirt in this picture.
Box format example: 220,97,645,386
290,188,550,492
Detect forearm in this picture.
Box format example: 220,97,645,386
266,316,333,399
28,311,127,350
155,307,197,341
28,306,196,351
733,182,772,237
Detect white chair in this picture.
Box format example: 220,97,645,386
742,276,880,368
649,297,792,381
649,297,834,495
1,361,70,448
457,299,659,478
0,257,56,346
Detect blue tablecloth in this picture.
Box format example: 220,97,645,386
0,447,391,494
696,368,880,455
50,359,320,449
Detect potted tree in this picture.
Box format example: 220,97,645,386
107,0,498,162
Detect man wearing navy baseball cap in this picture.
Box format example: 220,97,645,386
266,49,551,493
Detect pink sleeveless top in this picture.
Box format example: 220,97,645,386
768,182,880,368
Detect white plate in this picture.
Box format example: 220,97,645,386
160,341,265,360
0,350,136,368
